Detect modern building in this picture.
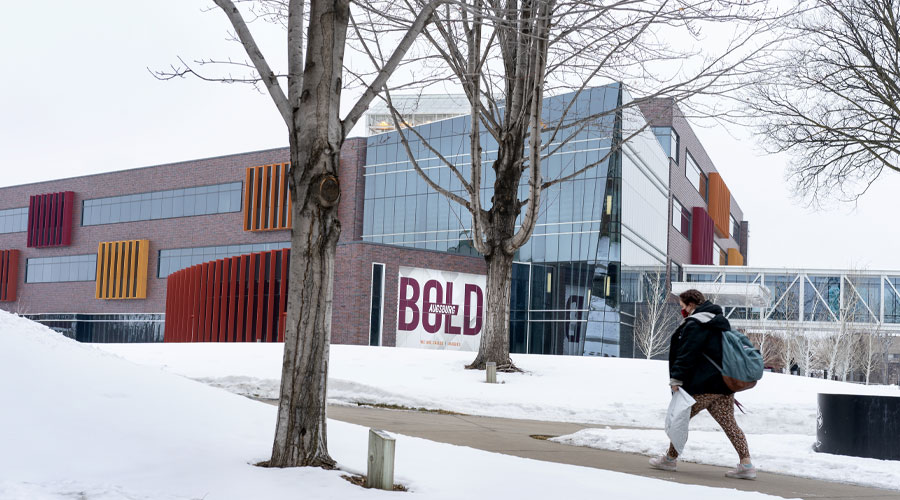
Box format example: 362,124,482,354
0,84,752,357
366,94,469,135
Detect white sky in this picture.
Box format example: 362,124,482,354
1,1,898,270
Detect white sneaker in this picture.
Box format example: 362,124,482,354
725,463,757,480
649,455,677,472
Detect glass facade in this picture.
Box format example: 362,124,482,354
0,207,28,234
26,254,97,283
157,241,290,278
82,182,242,226
363,85,670,356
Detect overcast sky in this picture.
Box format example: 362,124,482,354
2,1,898,270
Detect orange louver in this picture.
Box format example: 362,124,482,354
708,173,731,239
727,248,744,266
96,239,150,299
244,164,292,231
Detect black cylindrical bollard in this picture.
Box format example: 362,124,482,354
815,393,900,460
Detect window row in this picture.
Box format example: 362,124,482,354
0,207,28,234
158,241,291,278
82,182,242,226
26,254,97,283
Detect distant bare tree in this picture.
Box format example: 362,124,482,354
749,0,900,203
352,0,792,370
156,0,444,468
855,324,887,385
634,269,678,359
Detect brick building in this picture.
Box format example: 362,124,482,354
0,86,750,356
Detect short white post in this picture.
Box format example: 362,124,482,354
486,361,497,384
367,428,395,490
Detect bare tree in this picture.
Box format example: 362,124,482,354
353,0,792,370
634,268,678,359
157,0,443,468
819,274,866,381
855,324,886,385
748,0,900,203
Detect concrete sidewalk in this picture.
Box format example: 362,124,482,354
312,404,898,500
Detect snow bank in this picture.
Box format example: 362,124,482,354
551,428,900,491
100,343,900,435
0,311,791,500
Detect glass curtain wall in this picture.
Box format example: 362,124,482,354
363,85,631,356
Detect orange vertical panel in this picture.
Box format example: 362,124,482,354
266,251,276,341
262,165,271,230
285,165,292,229
275,164,284,229
95,243,105,299
708,173,731,239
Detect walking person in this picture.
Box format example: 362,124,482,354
649,289,757,479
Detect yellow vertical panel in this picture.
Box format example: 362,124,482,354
95,242,105,299
136,239,149,299
727,248,744,266
243,167,253,231
122,241,133,299
261,164,270,230
115,241,125,299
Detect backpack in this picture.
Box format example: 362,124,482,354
703,330,764,392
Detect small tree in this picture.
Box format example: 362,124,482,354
634,268,678,360
159,0,445,468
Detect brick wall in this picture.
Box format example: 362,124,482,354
332,241,486,346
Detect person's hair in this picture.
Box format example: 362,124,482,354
678,289,706,306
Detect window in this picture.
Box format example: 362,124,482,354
157,241,290,278
651,127,680,164
0,207,28,234
671,262,683,282
686,151,705,199
672,198,691,239
713,242,725,265
26,254,97,283
369,263,385,346
82,182,242,226
731,214,741,241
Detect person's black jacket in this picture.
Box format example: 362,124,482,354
668,301,731,395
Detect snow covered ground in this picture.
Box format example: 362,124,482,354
0,311,792,500
100,343,899,435
97,342,900,491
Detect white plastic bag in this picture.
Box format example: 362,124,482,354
665,389,696,456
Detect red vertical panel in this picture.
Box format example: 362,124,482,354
237,255,247,342
26,197,35,247
42,194,51,247
278,249,289,342
227,256,238,342
246,253,257,341
204,262,215,342
190,266,201,342
173,272,184,342
211,260,222,341
49,193,58,245
164,274,174,342
61,191,74,246
218,260,228,342
198,263,209,342
691,207,714,265
255,253,265,342
264,251,275,341
180,271,191,342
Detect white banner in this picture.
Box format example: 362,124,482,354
396,266,486,351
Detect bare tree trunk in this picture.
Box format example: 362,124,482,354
468,248,516,370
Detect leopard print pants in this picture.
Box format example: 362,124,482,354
667,393,750,460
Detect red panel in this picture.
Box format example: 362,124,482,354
0,250,19,302
198,263,209,342
218,260,229,343
211,260,222,341
205,263,216,342
255,254,264,342
235,255,247,342
27,191,75,248
228,258,238,342
278,249,289,342
61,191,74,246
691,207,715,265
190,265,201,342
266,252,276,341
